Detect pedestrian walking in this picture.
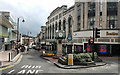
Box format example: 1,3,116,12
25,46,28,54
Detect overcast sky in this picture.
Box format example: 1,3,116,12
0,0,74,37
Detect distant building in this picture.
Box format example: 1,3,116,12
21,35,34,47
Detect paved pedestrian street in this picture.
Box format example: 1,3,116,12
0,49,119,75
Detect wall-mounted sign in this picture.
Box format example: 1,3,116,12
67,35,72,42
106,32,118,35
100,45,107,54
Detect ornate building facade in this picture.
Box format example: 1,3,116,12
39,1,120,56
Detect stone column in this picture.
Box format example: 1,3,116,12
74,2,78,31
46,26,48,39
72,44,74,53
66,22,68,39
102,0,107,29
84,2,88,30
57,39,62,57
81,3,84,30
61,21,63,31
95,1,100,28
48,26,50,39
65,21,68,53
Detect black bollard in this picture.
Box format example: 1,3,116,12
9,53,10,62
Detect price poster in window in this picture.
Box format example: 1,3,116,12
78,46,82,52
100,45,107,53
87,44,91,52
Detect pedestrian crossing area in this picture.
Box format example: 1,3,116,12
7,65,44,74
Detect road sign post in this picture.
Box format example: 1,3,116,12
92,28,95,61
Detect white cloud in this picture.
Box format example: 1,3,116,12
0,0,74,36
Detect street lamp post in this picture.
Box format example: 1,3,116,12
17,17,25,54
27,32,31,48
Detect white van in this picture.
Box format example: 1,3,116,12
29,42,36,49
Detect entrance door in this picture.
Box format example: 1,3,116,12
112,45,120,56
67,45,72,54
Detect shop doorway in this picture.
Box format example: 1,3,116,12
67,45,72,54
112,44,120,56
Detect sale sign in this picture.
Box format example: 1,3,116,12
78,46,82,51
100,45,107,53
87,44,91,52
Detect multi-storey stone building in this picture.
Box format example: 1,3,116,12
42,1,120,56
45,5,75,54
73,1,120,56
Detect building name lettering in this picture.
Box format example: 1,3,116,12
106,32,118,35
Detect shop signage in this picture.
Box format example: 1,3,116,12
106,32,118,35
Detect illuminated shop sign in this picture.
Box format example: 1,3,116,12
106,32,118,35
100,45,107,53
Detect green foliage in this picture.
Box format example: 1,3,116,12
73,53,92,62
59,52,98,64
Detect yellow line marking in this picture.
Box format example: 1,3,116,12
17,55,23,63
0,65,14,71
0,55,23,71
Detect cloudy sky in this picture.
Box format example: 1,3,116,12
0,0,74,37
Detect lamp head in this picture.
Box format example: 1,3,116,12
22,19,25,22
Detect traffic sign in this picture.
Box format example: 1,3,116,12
67,35,72,42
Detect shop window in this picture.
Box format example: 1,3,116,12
86,44,92,52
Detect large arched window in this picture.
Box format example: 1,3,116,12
48,27,49,39
63,19,66,31
46,28,47,39
68,17,72,34
59,20,61,30
52,24,54,39
55,22,57,31
63,19,66,37
50,25,51,39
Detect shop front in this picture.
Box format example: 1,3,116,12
66,45,72,54
84,43,120,56
74,45,83,53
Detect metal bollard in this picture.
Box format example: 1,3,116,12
9,53,10,62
